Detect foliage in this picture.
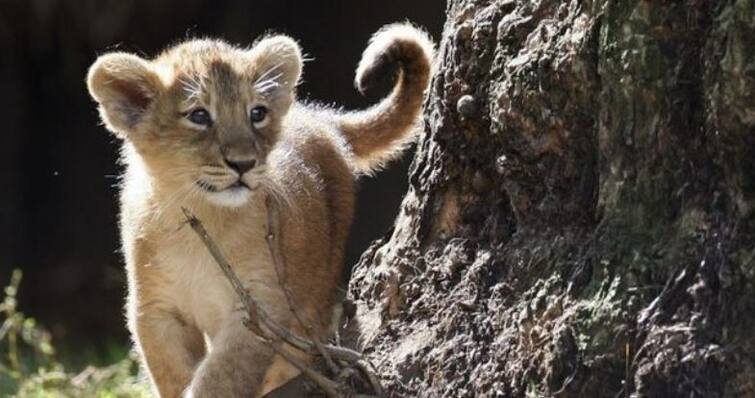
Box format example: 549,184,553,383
0,270,151,397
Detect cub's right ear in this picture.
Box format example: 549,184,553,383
86,53,162,137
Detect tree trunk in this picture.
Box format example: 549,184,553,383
346,0,755,397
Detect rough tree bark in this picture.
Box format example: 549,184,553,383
346,0,755,397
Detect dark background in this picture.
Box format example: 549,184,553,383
0,0,445,364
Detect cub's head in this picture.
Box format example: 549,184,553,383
87,37,302,207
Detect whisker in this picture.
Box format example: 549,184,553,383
150,181,198,223
178,72,208,106
258,175,298,219
255,62,284,84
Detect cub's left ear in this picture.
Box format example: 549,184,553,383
86,52,163,138
248,35,303,101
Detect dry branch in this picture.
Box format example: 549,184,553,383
181,207,361,361
264,196,340,375
182,203,381,397
269,342,343,397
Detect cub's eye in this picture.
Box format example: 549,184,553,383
250,106,268,125
187,108,212,126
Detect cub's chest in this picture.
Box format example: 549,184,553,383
150,218,274,338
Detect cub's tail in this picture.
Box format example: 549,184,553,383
337,23,434,174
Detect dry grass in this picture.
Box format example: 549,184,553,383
0,269,151,398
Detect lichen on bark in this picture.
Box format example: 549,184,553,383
346,0,755,397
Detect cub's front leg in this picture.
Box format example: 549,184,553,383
186,310,276,397
132,302,206,398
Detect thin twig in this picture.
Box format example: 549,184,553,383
181,208,260,330
182,207,382,397
264,196,307,328
356,360,385,397
182,207,362,362
269,341,342,398
313,338,340,376
264,196,340,375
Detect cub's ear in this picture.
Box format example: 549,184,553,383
86,53,162,137
248,35,302,107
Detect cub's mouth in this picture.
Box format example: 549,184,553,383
196,179,257,208
196,180,251,193
227,180,249,190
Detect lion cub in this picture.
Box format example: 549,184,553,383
86,24,433,397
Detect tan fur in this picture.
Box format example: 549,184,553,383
86,24,433,398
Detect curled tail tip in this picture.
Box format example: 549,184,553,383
355,22,435,94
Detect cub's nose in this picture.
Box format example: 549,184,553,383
225,158,257,175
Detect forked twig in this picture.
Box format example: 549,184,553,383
182,205,382,397
181,208,260,331
264,196,303,325
181,207,361,361
357,360,385,397
264,196,340,375
269,342,343,397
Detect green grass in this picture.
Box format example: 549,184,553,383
0,269,151,397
